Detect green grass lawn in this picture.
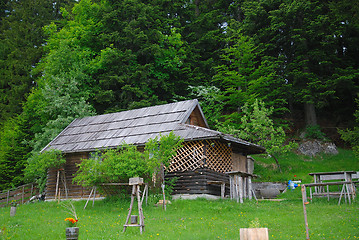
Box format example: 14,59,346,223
1,193,358,240
1,149,358,239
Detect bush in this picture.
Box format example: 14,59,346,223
305,125,326,140
73,132,183,193
24,150,65,192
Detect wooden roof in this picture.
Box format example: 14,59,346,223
41,99,265,154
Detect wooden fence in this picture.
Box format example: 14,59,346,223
0,183,39,207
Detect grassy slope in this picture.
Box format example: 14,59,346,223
0,197,358,239
252,148,359,183
1,149,358,239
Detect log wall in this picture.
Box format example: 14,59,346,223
46,152,92,200
165,168,229,196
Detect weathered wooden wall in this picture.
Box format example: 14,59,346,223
165,168,229,196
46,152,92,200
232,152,247,172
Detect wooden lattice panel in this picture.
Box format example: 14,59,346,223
168,141,205,172
168,139,233,173
205,140,232,173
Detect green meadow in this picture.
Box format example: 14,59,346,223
0,195,358,240
1,149,358,240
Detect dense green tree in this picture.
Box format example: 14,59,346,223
218,99,297,172
0,0,75,127
178,0,232,85
0,117,31,189
238,0,359,127
0,0,76,190
213,21,289,117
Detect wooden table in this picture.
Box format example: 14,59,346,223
308,171,356,203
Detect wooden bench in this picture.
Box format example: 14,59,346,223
303,181,354,205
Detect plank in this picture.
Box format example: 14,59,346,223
240,228,268,240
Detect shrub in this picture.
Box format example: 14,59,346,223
24,149,65,192
305,125,326,140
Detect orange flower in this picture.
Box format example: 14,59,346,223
65,218,78,226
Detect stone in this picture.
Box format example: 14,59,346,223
259,188,280,199
297,140,338,157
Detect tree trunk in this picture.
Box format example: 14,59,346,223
271,154,282,173
304,102,317,126
195,0,200,16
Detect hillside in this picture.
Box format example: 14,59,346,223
252,148,358,184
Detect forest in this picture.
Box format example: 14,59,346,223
0,0,358,190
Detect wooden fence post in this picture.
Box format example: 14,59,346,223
22,185,25,204
7,190,10,205
301,185,310,240
240,228,269,240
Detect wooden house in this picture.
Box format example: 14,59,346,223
41,99,265,200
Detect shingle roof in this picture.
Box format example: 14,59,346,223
41,99,265,154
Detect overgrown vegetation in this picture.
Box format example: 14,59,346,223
1,0,358,191
24,150,65,192
304,125,327,140
339,97,359,156
218,100,297,172
73,132,183,191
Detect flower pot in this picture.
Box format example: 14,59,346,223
66,227,79,240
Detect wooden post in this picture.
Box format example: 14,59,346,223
22,185,25,204
248,177,252,200
240,228,269,240
162,183,166,211
123,185,136,233
55,170,60,201
229,176,233,200
338,184,346,205
345,183,351,204
6,190,10,205
242,177,248,198
92,186,96,207
141,184,148,206
301,185,310,240
62,170,68,199
84,187,95,209
146,183,148,206
239,176,243,204
221,183,225,199
30,184,34,198
136,185,145,234
251,189,257,201
10,206,16,217
235,176,239,203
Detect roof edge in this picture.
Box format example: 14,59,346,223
40,118,77,153
179,99,209,128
